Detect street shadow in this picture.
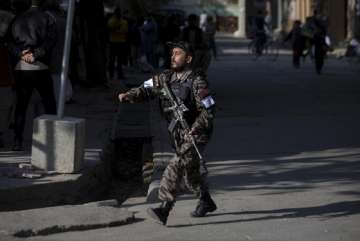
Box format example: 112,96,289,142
168,200,360,228
206,151,360,195
205,43,360,195
13,218,145,238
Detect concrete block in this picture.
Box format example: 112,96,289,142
31,115,85,173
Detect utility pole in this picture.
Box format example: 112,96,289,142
57,0,75,118
234,0,246,37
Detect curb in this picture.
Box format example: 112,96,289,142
0,200,135,238
0,151,103,212
0,72,152,212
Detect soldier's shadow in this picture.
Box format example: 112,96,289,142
168,200,360,228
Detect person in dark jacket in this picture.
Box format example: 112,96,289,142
8,0,57,151
311,11,328,74
181,14,211,72
284,20,305,68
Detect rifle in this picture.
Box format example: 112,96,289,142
161,79,203,161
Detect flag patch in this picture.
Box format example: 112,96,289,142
143,78,153,88
201,95,215,108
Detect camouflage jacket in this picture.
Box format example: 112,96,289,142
126,69,215,144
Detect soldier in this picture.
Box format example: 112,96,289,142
118,41,217,225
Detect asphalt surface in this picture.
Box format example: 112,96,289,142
4,34,360,241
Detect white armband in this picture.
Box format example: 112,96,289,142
143,78,153,88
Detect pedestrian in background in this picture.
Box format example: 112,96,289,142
199,10,207,30
311,10,328,74
264,10,272,36
203,15,217,60
107,7,128,80
127,15,142,69
182,14,211,72
118,41,217,226
8,0,57,151
284,20,305,68
254,10,268,55
141,14,158,68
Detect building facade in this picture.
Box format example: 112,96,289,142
127,0,359,43
282,0,358,43
241,0,358,43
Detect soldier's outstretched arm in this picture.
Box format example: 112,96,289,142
118,77,159,103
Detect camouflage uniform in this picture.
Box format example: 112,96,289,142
125,68,215,202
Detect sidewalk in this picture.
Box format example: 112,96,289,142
0,68,154,210
0,66,179,238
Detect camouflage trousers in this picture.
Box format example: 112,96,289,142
158,140,209,202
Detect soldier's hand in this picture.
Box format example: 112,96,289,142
118,92,130,102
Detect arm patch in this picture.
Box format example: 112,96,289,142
201,95,215,109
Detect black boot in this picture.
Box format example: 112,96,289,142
147,201,174,225
191,191,217,217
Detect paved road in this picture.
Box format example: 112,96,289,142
25,34,360,241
